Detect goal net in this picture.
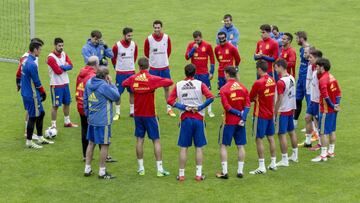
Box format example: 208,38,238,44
0,0,34,63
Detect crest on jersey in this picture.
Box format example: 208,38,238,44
135,73,148,81
202,47,206,52
225,49,229,54
230,93,236,98
133,83,139,87
194,53,198,57
284,53,287,58
219,55,223,60
266,44,269,49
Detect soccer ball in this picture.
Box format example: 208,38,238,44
45,127,57,139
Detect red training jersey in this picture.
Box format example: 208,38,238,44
122,69,173,117
255,37,279,74
75,66,96,115
220,78,250,125
214,42,241,77
280,46,297,78
185,40,215,75
250,74,276,119
318,71,341,113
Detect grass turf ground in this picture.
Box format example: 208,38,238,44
1,0,360,202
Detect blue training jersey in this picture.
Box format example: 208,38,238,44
298,47,309,79
20,54,43,98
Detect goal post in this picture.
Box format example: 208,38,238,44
0,0,35,63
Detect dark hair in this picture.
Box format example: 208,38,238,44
29,41,42,52
31,38,44,45
260,24,271,32
153,20,163,27
274,58,287,69
184,64,196,77
123,27,133,35
54,37,63,45
96,66,109,79
283,32,293,42
256,60,268,72
223,14,232,21
310,49,323,58
217,31,227,38
138,57,149,70
91,30,102,38
224,66,237,78
272,25,279,32
315,58,331,71
295,31,307,41
193,30,202,38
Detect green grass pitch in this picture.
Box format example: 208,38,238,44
0,0,359,202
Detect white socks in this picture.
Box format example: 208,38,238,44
99,167,106,176
26,139,32,145
64,116,71,124
115,105,120,114
166,105,172,111
328,144,335,154
281,153,289,163
259,159,265,169
321,147,328,157
137,159,144,171
305,134,312,144
196,165,202,177
270,157,276,167
85,164,91,173
208,104,212,113
51,120,57,128
156,161,163,172
238,161,244,174
130,104,134,114
292,148,298,160
221,161,228,174
179,168,185,177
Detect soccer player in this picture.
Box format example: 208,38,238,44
111,27,138,119
254,24,279,81
216,66,250,179
311,58,341,162
249,60,277,174
82,30,113,66
270,25,284,54
185,30,216,117
214,31,241,90
83,67,120,179
280,33,297,78
303,49,323,149
76,56,99,160
216,14,240,47
274,59,298,166
293,31,310,128
144,20,175,117
122,57,173,177
16,38,44,140
47,38,77,129
167,64,214,181
21,41,54,149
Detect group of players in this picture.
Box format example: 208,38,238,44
16,14,341,180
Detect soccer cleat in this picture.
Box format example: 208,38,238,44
98,172,116,179
64,122,78,128
37,137,54,145
309,144,321,151
297,141,305,147
106,156,117,163
276,160,289,167
267,165,277,171
288,155,299,163
237,173,244,178
157,170,170,177
84,170,93,177
195,174,206,181
137,169,145,176
249,168,266,175
113,113,120,121
301,128,306,132
167,109,176,117
304,143,312,148
327,152,335,158
215,172,229,179
311,155,328,162
176,175,185,181
208,111,215,118
26,141,43,149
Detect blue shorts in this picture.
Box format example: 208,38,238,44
22,96,44,118
218,77,226,90
195,73,211,89
318,112,337,135
296,77,306,100
253,117,275,138
219,124,246,146
276,114,295,135
87,125,111,144
116,73,134,94
149,68,171,79
178,118,206,148
306,101,319,119
50,84,71,107
134,116,160,140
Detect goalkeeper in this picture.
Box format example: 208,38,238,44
81,30,113,66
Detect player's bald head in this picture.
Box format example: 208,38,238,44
87,56,99,67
